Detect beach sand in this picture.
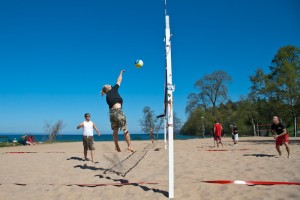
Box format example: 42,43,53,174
0,137,299,200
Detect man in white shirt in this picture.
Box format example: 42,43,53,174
77,113,100,162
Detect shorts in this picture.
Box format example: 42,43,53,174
276,134,289,146
83,136,95,151
109,108,128,131
214,136,221,142
234,134,238,141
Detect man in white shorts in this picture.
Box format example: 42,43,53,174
232,124,238,146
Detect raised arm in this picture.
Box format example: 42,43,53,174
116,70,125,86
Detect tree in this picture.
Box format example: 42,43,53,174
140,106,182,136
250,45,300,135
44,120,64,142
139,106,159,133
173,112,182,134
271,46,300,110
186,70,231,116
249,68,268,99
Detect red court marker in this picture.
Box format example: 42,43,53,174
202,180,300,186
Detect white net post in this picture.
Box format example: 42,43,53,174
165,13,174,199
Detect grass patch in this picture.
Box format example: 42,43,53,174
0,142,21,148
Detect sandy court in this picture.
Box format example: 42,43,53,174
0,137,299,200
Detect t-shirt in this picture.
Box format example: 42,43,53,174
106,84,123,109
233,126,238,135
214,123,222,137
271,122,286,135
83,121,94,137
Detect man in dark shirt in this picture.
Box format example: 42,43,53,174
105,84,123,109
271,116,290,158
232,124,239,146
101,70,135,152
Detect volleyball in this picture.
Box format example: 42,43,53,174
135,59,143,68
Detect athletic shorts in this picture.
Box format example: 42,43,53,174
276,134,289,146
83,136,95,151
109,108,128,131
214,136,221,142
234,134,238,141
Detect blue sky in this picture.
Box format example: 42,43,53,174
0,0,299,134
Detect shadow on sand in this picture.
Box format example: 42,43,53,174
95,174,168,197
243,154,276,157
67,156,85,161
239,138,300,145
69,160,168,197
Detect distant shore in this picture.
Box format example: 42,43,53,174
0,133,199,145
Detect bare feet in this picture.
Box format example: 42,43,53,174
115,146,121,152
127,146,136,153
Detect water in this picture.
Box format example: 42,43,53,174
0,133,198,143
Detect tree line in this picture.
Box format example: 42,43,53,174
180,45,300,137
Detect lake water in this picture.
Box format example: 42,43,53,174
0,133,199,143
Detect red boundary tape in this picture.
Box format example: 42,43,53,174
202,180,300,186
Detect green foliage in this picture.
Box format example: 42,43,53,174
270,46,300,109
0,142,21,147
139,106,158,133
182,45,300,136
249,45,300,134
181,100,255,136
186,70,231,115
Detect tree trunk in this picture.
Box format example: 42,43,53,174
294,114,297,137
251,115,256,136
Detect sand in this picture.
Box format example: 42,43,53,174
0,136,299,200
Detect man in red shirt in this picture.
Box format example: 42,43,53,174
214,120,223,148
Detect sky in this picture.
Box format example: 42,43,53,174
0,0,299,134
